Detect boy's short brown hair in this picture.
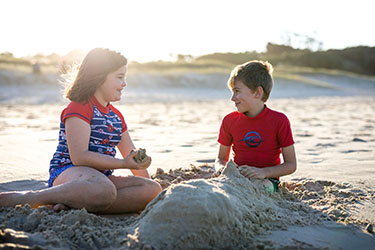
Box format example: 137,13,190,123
227,60,274,102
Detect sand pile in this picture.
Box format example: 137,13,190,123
1,164,374,249
153,163,375,228
280,179,375,227
0,206,136,249
151,164,215,189
124,163,322,249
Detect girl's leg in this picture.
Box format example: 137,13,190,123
99,175,162,214
0,167,117,212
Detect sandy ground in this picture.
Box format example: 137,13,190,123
0,93,375,248
0,96,374,185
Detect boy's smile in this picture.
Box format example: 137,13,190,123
231,81,265,117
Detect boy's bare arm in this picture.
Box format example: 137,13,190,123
215,144,230,167
239,145,297,179
212,144,231,176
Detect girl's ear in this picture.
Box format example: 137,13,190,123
255,86,264,99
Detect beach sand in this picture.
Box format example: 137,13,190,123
1,88,375,248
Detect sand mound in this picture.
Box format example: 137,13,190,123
1,164,374,249
280,179,375,226
0,205,136,249
124,163,321,249
151,164,215,189
153,163,375,227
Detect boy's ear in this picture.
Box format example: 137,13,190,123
255,86,263,99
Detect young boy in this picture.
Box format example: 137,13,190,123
216,60,296,192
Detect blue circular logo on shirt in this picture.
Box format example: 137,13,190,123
240,131,262,147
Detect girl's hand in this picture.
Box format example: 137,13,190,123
238,165,267,179
123,149,152,170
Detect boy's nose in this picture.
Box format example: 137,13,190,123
231,93,235,102
122,80,127,87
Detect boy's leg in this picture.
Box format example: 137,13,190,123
260,179,279,194
99,175,162,214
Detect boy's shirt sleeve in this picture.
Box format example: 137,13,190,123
218,115,233,146
110,105,128,133
277,114,294,148
61,101,92,125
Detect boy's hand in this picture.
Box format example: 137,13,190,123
212,166,225,178
123,149,152,170
238,165,267,179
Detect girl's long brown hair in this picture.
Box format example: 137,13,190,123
64,48,127,103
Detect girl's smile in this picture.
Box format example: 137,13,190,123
95,65,127,106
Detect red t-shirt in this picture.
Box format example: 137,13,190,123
218,105,294,168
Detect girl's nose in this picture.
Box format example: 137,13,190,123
231,93,235,102
121,80,127,87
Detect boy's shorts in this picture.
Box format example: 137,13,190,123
268,178,280,193
48,164,113,188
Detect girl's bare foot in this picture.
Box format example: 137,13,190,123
52,203,70,212
0,191,35,207
1,192,70,212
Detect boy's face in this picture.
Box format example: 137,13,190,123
231,81,262,114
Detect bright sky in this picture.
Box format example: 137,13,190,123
0,0,374,62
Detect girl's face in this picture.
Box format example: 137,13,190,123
95,65,127,106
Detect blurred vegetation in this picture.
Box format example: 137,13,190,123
0,44,374,77
264,44,374,76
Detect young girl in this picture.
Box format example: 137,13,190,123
0,48,162,214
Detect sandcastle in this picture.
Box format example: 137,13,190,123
125,161,320,249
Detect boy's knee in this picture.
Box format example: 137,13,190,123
261,179,277,194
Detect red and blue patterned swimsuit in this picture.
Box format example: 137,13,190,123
48,96,127,187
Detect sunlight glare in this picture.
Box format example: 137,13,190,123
0,0,374,61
